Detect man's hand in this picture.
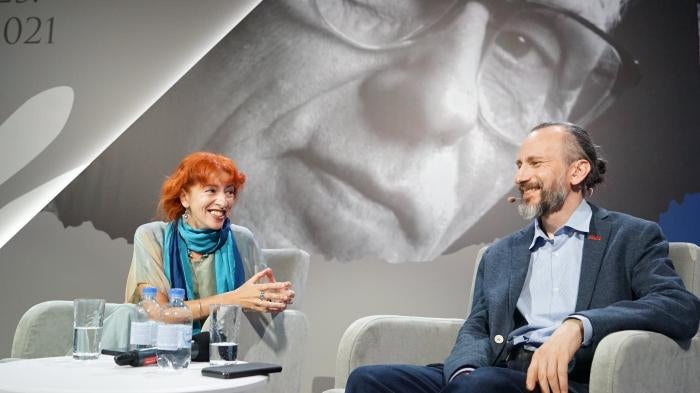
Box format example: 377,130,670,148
526,319,583,393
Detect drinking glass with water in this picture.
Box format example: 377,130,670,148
72,298,105,360
209,304,241,365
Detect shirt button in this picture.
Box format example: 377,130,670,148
494,335,504,344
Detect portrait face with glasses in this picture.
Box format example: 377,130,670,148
55,0,640,263
207,0,638,262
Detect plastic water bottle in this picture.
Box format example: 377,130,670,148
129,286,160,350
156,288,192,369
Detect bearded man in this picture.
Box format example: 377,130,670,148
345,122,700,393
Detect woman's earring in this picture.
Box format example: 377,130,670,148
183,207,191,220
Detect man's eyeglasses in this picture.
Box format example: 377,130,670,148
313,0,641,146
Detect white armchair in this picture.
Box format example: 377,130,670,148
325,242,700,393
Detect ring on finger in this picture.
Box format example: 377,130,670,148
258,290,265,301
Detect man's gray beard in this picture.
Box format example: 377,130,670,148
517,179,567,221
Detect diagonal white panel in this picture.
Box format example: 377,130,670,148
0,86,73,186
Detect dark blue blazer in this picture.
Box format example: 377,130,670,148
444,204,700,384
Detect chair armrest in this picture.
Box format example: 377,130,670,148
239,309,309,393
590,330,700,393
333,315,463,389
11,301,137,358
11,301,74,358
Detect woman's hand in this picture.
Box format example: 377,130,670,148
222,268,295,312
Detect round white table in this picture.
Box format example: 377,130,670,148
0,356,267,393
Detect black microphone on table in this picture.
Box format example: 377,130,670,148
109,331,211,367
113,348,157,367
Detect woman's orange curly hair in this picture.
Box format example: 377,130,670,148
158,152,246,221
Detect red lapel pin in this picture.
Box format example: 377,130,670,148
588,234,602,241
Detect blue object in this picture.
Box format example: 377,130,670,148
658,193,700,246
169,288,185,299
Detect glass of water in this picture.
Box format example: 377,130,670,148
209,304,241,365
72,298,105,360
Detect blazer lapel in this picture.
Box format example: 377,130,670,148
575,204,612,311
508,224,535,315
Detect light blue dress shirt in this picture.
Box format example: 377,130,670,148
510,200,593,348
450,201,595,381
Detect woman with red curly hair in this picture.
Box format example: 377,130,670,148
125,152,294,326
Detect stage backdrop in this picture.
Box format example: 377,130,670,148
1,1,699,392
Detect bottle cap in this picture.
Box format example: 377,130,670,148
142,286,157,297
169,288,185,299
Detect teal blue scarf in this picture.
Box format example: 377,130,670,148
163,217,244,318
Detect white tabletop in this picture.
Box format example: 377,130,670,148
0,356,267,393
